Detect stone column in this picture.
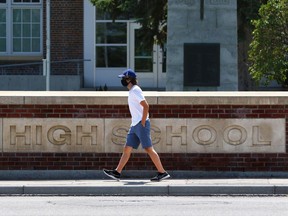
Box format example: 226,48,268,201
166,0,238,91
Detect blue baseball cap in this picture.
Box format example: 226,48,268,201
118,69,137,78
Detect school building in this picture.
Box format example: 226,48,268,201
0,0,242,91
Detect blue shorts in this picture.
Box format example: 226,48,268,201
126,119,152,149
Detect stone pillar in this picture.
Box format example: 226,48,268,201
167,0,238,91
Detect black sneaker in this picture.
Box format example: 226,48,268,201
103,169,121,181
150,172,170,181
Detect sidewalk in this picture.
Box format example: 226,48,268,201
1,178,288,196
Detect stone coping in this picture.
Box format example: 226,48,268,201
0,91,287,105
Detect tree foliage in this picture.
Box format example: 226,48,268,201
248,0,288,86
237,0,267,40
89,0,167,48
238,0,267,23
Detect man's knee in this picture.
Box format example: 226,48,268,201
123,146,133,154
144,147,155,154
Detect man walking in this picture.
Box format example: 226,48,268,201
103,69,170,181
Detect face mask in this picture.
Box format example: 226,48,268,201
121,78,129,87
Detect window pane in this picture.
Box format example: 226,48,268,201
162,47,167,73
135,42,152,56
13,38,21,52
13,9,21,22
23,24,31,37
32,9,40,22
23,9,31,22
13,0,40,2
134,29,153,72
0,0,6,3
96,9,111,20
96,46,127,67
32,38,40,51
96,23,126,44
0,9,5,22
0,9,5,44
0,9,6,52
96,8,129,20
32,23,40,37
0,24,5,37
135,58,153,72
13,24,21,37
0,38,5,52
23,38,30,51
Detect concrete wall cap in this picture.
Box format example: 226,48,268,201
0,91,287,105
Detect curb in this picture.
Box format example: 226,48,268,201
2,171,288,180
1,184,288,196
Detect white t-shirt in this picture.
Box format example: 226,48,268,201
128,85,149,126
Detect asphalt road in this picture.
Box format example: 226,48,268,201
0,196,288,216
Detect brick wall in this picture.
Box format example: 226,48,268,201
46,0,84,75
0,102,288,172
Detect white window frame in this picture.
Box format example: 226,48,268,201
0,6,7,53
0,0,42,56
95,20,129,68
12,0,41,5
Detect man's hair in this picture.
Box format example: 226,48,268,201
130,77,138,85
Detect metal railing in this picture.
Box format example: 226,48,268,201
0,59,91,75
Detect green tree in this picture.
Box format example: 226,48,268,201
89,0,167,48
238,0,267,24
248,0,288,86
237,0,267,40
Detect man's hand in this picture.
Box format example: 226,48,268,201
140,100,149,127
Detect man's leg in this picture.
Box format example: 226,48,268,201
146,147,171,181
115,146,133,173
103,146,133,180
145,147,165,173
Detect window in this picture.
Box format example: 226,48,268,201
13,0,40,3
13,8,41,52
0,0,42,56
0,8,6,52
95,8,128,68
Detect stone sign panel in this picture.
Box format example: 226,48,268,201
0,118,285,153
106,118,285,153
3,118,104,152
152,119,285,153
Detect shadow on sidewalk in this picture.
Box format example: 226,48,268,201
122,180,149,185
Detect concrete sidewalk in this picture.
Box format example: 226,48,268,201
1,179,288,196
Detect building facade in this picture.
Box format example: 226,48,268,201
0,0,239,91
84,1,167,90
0,0,84,90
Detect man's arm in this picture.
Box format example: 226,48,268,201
140,100,149,126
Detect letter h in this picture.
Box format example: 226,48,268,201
10,125,31,145
166,126,187,145
76,126,97,145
